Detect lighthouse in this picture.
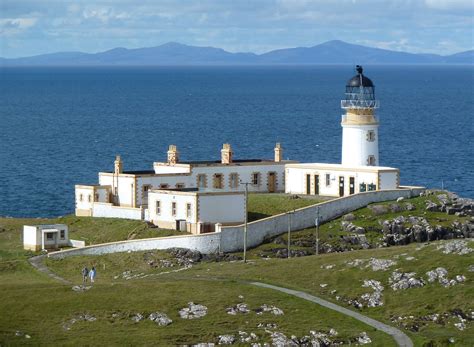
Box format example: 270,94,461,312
341,65,380,166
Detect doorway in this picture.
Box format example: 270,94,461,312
314,175,319,195
268,172,276,193
306,174,311,195
349,177,355,195
339,176,345,197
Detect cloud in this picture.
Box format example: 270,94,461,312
0,16,38,36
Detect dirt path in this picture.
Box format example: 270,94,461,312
251,282,413,347
28,255,72,285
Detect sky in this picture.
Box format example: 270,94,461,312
1,0,473,58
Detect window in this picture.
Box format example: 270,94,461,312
60,230,65,240
252,172,260,185
186,203,192,218
229,173,239,188
143,185,150,192
359,183,367,192
46,233,54,240
197,174,207,188
94,193,99,202
79,194,83,202
368,183,377,191
155,200,161,215
325,174,331,187
213,174,223,189
171,202,177,216
159,183,169,189
367,155,376,166
367,130,376,142
176,183,185,189
87,194,91,203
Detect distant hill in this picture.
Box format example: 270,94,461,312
1,40,472,66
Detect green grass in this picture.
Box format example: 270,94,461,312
245,193,471,258
247,193,329,222
0,215,186,256
1,192,472,345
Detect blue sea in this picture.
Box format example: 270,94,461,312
0,65,473,217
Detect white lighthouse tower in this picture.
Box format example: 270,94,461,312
341,65,380,166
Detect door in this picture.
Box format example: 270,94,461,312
306,174,311,195
339,176,345,197
268,172,276,193
349,177,355,195
314,175,319,195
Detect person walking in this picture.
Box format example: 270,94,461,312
81,266,89,284
89,266,96,283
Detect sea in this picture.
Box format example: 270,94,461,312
0,65,473,218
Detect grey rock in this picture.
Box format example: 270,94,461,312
149,312,172,326
368,204,389,215
405,202,416,210
343,213,356,221
226,303,249,315
179,302,208,319
217,335,235,345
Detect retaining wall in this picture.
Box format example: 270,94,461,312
48,187,424,259
219,187,424,252
48,233,220,259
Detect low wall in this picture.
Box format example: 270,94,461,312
219,187,424,252
49,187,424,258
69,239,86,248
48,233,220,259
92,203,142,220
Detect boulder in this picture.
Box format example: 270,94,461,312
368,205,389,215
343,213,356,221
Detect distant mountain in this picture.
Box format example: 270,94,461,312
1,40,472,66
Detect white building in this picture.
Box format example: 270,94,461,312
148,188,245,234
285,163,399,197
74,65,401,229
285,65,399,196
75,143,294,220
23,224,69,251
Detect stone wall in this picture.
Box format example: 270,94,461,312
219,187,424,252
48,233,220,259
49,187,424,259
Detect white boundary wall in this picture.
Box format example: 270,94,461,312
92,203,142,220
219,187,424,252
49,187,424,259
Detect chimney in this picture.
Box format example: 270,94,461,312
167,145,179,165
274,143,283,162
221,143,233,164
114,155,123,174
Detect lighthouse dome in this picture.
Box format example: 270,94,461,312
346,65,374,87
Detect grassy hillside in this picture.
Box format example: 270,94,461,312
45,240,474,346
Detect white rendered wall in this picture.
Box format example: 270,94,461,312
341,124,379,166
148,192,197,224
23,226,39,246
198,194,245,224
153,164,191,174
75,187,94,210
285,166,397,196
379,171,399,190
92,203,142,220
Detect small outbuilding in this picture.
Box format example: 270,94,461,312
148,188,245,234
23,224,69,251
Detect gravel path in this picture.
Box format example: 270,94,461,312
28,255,72,285
251,282,413,347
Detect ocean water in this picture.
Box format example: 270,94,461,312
0,65,473,217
